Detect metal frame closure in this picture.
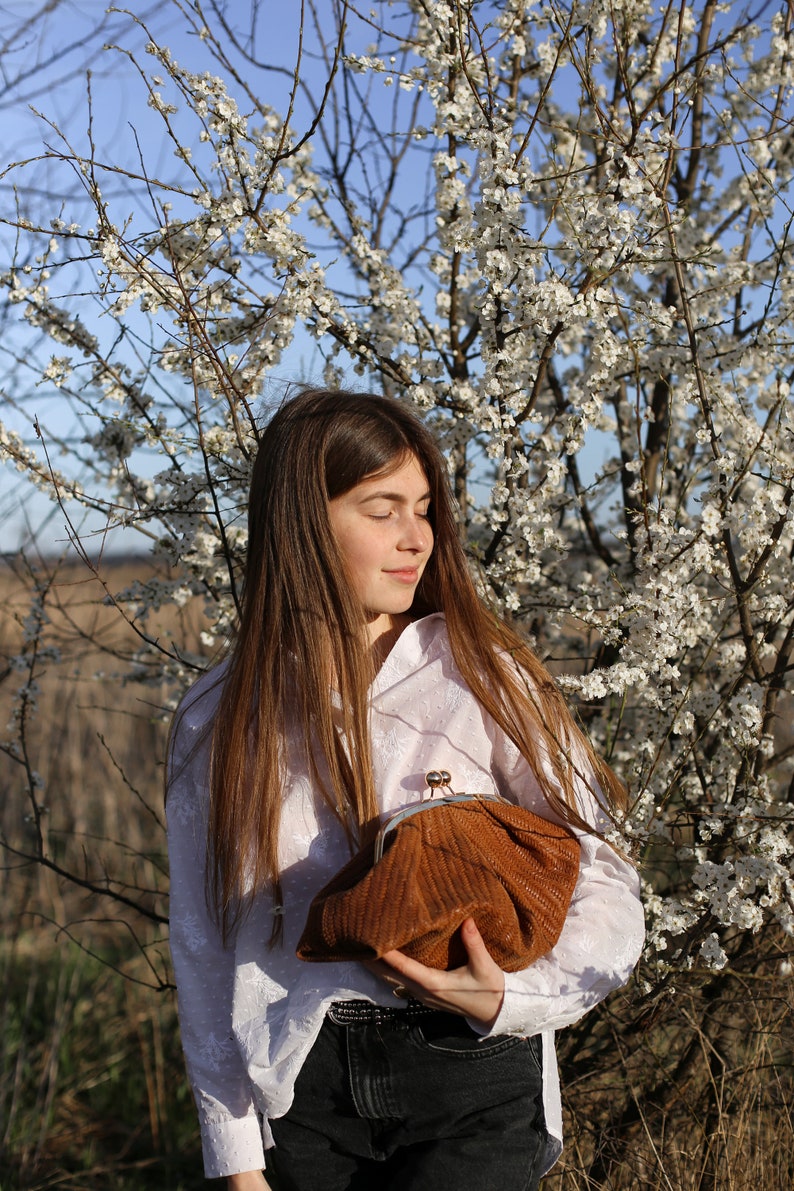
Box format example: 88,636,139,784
372,770,502,864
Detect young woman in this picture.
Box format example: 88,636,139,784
167,388,644,1190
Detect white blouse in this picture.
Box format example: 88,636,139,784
167,614,645,1179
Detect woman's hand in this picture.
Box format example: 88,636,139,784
367,917,505,1029
225,1171,270,1190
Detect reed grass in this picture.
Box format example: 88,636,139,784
0,936,202,1190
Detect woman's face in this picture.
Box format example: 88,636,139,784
328,453,434,638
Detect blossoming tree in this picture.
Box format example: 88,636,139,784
2,0,793,1182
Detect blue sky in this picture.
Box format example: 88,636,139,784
0,2,330,552
3,2,786,555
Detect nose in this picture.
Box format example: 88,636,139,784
399,514,432,553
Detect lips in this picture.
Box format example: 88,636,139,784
385,568,420,583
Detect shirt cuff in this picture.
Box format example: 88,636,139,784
467,969,552,1038
200,1111,266,1180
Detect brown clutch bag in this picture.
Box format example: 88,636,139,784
296,770,580,973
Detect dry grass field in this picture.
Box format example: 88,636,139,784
1,551,208,1189
1,552,792,1190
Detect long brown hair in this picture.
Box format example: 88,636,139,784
206,387,625,940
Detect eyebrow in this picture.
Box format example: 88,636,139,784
358,489,432,504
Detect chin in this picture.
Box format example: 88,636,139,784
374,598,415,619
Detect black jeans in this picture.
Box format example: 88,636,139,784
266,1009,547,1191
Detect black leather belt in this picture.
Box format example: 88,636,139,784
328,999,443,1026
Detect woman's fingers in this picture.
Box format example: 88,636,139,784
366,919,505,1026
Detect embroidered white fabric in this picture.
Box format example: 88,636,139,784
166,613,645,1179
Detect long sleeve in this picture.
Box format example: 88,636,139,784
483,726,644,1038
167,680,266,1179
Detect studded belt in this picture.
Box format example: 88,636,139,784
327,999,443,1026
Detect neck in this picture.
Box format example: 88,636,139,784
367,612,411,670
